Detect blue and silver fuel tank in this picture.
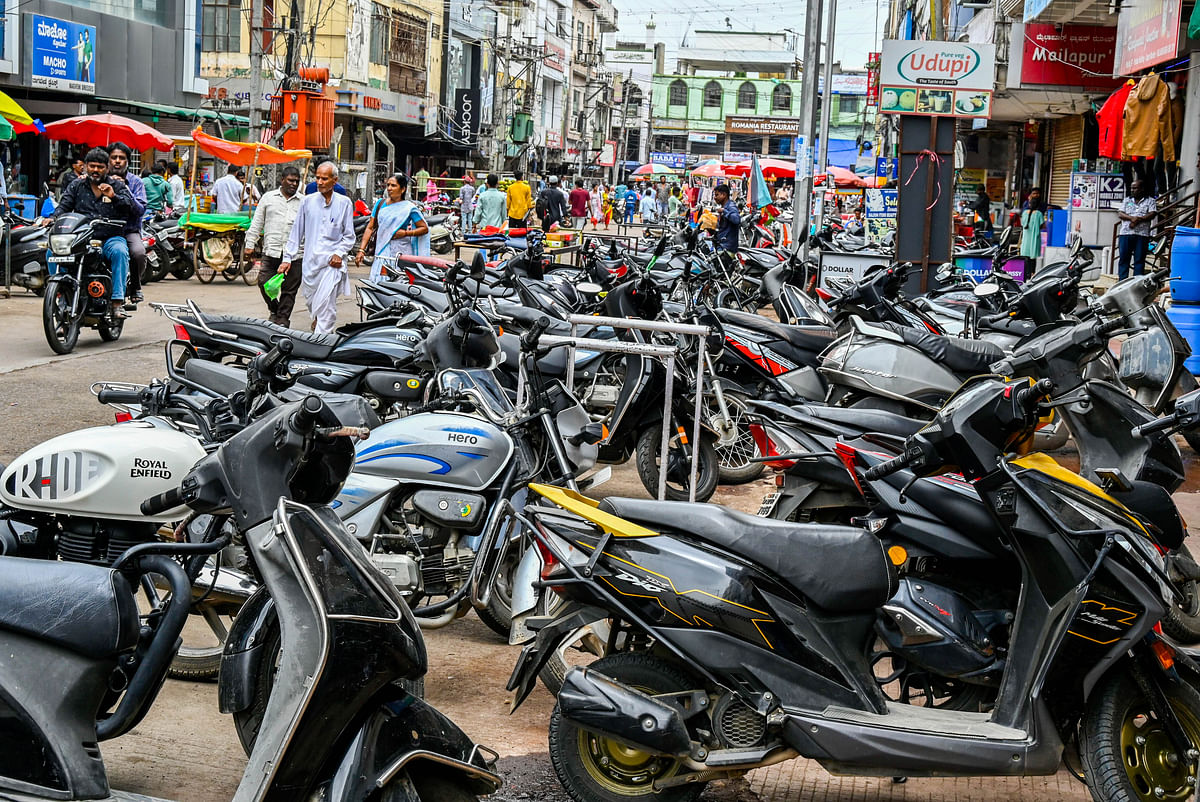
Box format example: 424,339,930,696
353,412,514,491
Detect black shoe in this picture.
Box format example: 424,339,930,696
130,292,144,304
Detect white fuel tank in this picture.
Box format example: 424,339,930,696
0,418,205,522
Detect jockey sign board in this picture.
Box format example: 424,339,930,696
878,40,995,119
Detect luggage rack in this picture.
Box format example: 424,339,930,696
150,300,239,341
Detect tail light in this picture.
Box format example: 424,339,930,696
815,287,833,301
749,423,795,470
114,411,133,423
145,236,156,247
834,442,866,497
173,323,190,341
405,268,416,285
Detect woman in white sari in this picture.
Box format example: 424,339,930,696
355,173,431,282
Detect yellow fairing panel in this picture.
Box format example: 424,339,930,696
528,483,659,538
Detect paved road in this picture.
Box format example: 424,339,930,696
0,274,1192,800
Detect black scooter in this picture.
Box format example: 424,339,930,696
0,393,499,800
511,377,1200,802
42,213,131,354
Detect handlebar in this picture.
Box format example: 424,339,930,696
1013,378,1055,413
521,315,552,351
290,394,325,436
1132,416,1178,438
97,388,145,405
863,445,925,481
140,486,186,517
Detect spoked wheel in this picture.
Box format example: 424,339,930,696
1080,672,1200,802
194,244,217,284
42,276,81,354
240,258,260,285
715,286,758,312
97,315,124,343
634,426,720,502
549,652,705,802
868,638,994,712
707,392,764,484
168,600,237,680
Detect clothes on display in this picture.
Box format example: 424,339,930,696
1096,82,1132,160
1122,73,1176,162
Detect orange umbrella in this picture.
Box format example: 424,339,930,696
191,127,311,166
43,112,173,151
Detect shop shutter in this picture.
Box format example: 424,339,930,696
1048,115,1083,209
154,118,195,137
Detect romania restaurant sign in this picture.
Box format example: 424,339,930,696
878,40,994,119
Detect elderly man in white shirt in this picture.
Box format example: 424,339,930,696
211,165,247,214
246,166,303,327
280,162,356,334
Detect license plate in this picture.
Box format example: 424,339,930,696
47,254,75,264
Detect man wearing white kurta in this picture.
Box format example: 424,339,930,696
280,163,356,334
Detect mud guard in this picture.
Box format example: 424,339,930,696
325,689,501,797
506,603,609,710
217,586,276,715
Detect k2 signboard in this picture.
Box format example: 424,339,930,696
879,40,995,119
31,14,97,94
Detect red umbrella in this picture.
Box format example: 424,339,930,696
815,166,869,188
43,113,173,152
725,158,796,178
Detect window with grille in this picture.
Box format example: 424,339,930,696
737,81,756,111
627,85,643,107
370,4,389,65
389,12,427,96
556,6,568,37
201,0,241,52
668,80,686,106
703,81,722,108
576,20,585,54
772,84,791,112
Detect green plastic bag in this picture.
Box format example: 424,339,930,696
1191,1,1200,40
263,272,285,300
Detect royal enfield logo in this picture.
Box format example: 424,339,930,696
130,458,172,480
12,451,102,501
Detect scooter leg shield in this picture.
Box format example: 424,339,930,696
324,691,501,798
557,666,694,757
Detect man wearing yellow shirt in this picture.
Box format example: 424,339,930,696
506,170,533,228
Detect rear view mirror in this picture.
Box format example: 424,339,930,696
1070,237,1083,258
974,282,1000,298
576,282,602,295
653,237,668,258
470,250,487,281
935,263,955,283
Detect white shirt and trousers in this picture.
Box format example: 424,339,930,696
282,191,356,335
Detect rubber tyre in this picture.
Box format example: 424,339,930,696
149,246,171,282
195,248,217,284
635,427,720,503
140,252,156,284
715,286,757,312
233,613,424,755
42,277,80,355
168,646,222,681
172,260,195,280
1184,429,1200,456
475,548,520,639
1080,670,1200,802
549,652,705,802
98,315,124,342
1163,544,1200,643
710,393,765,485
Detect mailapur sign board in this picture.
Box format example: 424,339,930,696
1115,0,1183,75
879,40,995,119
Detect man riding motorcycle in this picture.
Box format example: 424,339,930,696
40,146,135,317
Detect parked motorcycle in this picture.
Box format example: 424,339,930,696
41,213,132,354
4,212,52,295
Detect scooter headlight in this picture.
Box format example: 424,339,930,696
49,234,74,255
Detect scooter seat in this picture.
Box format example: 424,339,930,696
183,358,248,397
596,497,896,612
425,213,451,226
191,315,339,360
10,227,46,243
794,403,926,437
716,309,837,352
395,254,452,270
877,321,1003,375
0,558,139,658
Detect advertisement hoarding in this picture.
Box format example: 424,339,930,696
725,116,801,135
1020,24,1121,89
31,14,97,94
650,151,686,169
879,40,995,119
1114,0,1183,75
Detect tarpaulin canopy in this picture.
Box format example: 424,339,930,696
725,158,796,179
0,91,34,126
179,211,253,231
192,128,311,166
44,113,174,151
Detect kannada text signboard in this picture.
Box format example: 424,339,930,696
1115,0,1183,75
31,14,96,94
879,40,994,119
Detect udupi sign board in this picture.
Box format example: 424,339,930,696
878,40,994,119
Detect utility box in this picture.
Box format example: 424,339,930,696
511,113,534,144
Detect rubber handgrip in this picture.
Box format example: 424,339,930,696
140,486,185,516
98,389,143,405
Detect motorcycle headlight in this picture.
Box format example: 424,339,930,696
49,234,74,255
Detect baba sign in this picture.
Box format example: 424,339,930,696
879,40,995,119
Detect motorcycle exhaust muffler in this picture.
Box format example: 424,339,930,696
558,667,693,757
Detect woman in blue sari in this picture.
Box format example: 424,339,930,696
355,172,431,282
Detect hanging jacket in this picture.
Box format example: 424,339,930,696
1096,83,1132,160
1123,73,1175,161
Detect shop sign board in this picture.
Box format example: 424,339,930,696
543,41,567,75
1021,24,1121,88
653,118,688,131
866,52,881,106
1115,0,1183,75
957,167,986,193
650,151,686,169
1070,173,1125,211
688,132,718,144
723,151,755,163
545,129,562,149
453,86,480,146
724,116,801,135
879,40,994,119
875,156,897,182
605,48,652,64
596,140,617,167
863,187,898,244
1023,0,1052,21
31,14,97,94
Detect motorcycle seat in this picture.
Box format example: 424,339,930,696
649,269,682,285
190,315,339,360
877,321,1003,375
183,358,247,397
716,308,837,352
425,214,451,226
794,403,925,437
395,254,453,270
0,558,139,658
10,227,45,244
596,497,896,612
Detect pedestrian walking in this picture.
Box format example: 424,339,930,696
304,159,348,196
280,162,357,335
356,173,430,283
458,174,476,230
972,187,994,235
655,177,670,219
107,142,147,304
537,175,568,232
1019,187,1046,263
166,162,186,210
506,170,533,228
668,186,682,221
211,165,247,214
473,173,508,230
713,182,741,258
414,165,430,201
639,188,656,223
623,185,638,224
1117,178,1157,280
245,166,304,327
588,183,602,230
143,162,172,214
568,178,589,229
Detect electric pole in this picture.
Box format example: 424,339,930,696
793,0,823,255
815,0,838,235
249,0,264,141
